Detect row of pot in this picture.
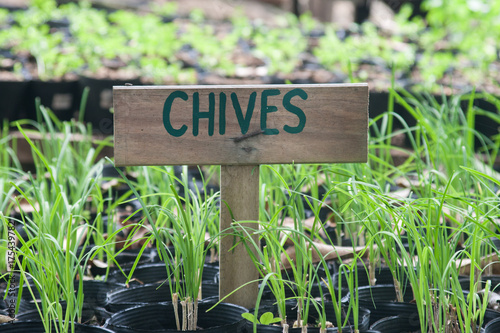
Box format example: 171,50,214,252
0,302,247,332
0,288,372,332
7,254,499,308
0,276,362,332
371,315,500,333
0,76,139,134
2,315,500,333
4,284,500,332
0,304,368,333
2,76,498,145
3,261,500,332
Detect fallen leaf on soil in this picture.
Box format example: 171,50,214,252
63,224,88,250
281,241,369,269
279,217,328,244
0,314,16,323
458,253,500,275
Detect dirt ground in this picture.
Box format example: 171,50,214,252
0,0,291,22
0,0,28,7
0,0,397,30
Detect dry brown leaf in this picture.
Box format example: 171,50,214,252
0,314,16,324
458,253,500,275
281,241,369,270
279,217,327,245
63,224,88,250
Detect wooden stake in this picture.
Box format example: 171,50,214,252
219,165,259,309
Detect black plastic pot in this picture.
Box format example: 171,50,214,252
370,315,421,332
322,227,355,247
323,301,371,331
3,280,123,315
483,309,500,328
15,304,112,327
108,262,218,286
2,284,41,313
203,261,220,283
25,79,79,122
368,91,418,148
105,301,248,332
86,246,160,277
107,262,173,286
248,300,371,332
343,284,417,326
247,326,380,333
333,266,411,297
259,263,334,302
280,263,333,282
371,314,485,333
0,321,115,332
78,76,141,134
115,248,160,266
0,79,29,121
100,164,131,199
79,280,126,307
460,275,500,293
105,282,173,313
485,316,500,333
105,281,219,313
260,280,330,303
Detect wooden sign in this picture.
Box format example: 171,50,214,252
113,83,368,309
113,84,368,166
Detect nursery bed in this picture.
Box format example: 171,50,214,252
1,1,500,333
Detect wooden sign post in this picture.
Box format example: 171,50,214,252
113,83,368,309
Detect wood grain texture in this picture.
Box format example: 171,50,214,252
219,165,260,309
113,83,368,166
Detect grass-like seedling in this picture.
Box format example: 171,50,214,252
114,164,219,331
0,100,116,332
0,120,22,171
354,89,500,332
0,120,26,264
228,217,337,333
386,179,495,333
7,151,102,332
226,164,366,333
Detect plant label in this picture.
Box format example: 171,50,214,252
113,83,368,166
